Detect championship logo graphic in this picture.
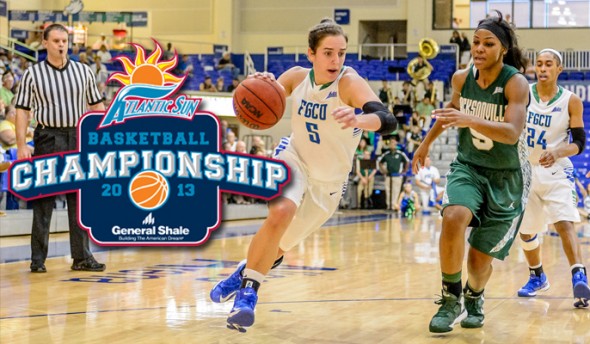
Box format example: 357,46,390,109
8,41,290,246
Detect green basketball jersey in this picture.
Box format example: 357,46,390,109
457,65,526,170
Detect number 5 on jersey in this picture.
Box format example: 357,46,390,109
306,122,320,144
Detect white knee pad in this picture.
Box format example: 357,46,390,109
520,234,539,251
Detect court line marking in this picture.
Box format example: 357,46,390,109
0,296,577,320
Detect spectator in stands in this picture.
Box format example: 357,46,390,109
0,99,5,120
78,52,91,66
411,56,432,85
378,80,393,110
0,104,33,151
397,182,420,218
250,135,267,155
0,52,6,75
415,96,435,129
1,71,15,106
26,31,42,50
220,119,229,143
177,54,194,76
450,30,462,47
406,124,423,156
414,155,441,212
90,55,109,100
459,32,471,69
355,136,373,159
70,45,81,62
398,81,414,106
217,51,240,78
423,80,438,106
379,135,409,211
163,42,175,60
251,146,267,157
356,150,377,209
216,76,225,92
225,130,237,151
199,76,217,92
85,46,95,60
92,33,110,50
0,106,32,209
9,56,31,80
96,45,112,63
227,78,240,92
524,58,536,81
236,140,247,153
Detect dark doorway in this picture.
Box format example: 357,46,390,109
359,20,407,60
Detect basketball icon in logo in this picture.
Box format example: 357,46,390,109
129,170,170,210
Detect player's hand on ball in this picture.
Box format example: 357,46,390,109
250,72,277,82
332,106,357,129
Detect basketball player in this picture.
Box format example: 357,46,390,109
516,49,589,307
412,11,531,332
210,18,397,332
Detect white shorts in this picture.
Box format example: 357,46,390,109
520,160,580,235
274,141,345,251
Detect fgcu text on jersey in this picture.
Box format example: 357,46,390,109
7,41,290,246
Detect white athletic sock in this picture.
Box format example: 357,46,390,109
242,268,265,284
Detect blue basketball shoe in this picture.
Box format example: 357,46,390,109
227,287,258,332
517,273,550,297
210,260,246,303
573,271,590,308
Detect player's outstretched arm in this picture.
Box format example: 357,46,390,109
412,70,465,174
335,69,397,134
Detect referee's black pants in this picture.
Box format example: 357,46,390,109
30,126,93,264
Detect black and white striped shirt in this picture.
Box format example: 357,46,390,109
14,59,103,128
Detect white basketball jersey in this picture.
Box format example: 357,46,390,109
526,84,573,164
288,67,362,182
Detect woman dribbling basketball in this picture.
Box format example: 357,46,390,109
210,18,398,332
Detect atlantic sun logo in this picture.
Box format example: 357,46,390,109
7,40,290,246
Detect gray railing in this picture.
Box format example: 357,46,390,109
0,35,39,62
525,49,590,71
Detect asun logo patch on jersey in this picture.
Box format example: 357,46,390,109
492,86,504,95
7,40,290,246
326,91,337,99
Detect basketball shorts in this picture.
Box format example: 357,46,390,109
520,160,580,234
443,159,527,260
273,141,345,252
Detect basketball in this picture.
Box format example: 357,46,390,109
232,77,286,130
129,170,170,210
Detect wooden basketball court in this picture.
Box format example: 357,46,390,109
1,210,589,343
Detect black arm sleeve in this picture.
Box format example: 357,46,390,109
362,101,398,136
570,127,586,155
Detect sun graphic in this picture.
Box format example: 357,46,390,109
109,40,185,86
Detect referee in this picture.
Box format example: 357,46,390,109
14,24,106,273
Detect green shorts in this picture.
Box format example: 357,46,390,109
443,160,525,260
